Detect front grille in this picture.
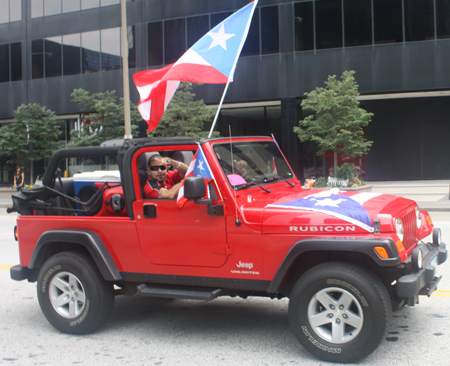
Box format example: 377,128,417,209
401,207,417,257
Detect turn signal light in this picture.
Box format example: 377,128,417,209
374,246,389,259
14,225,18,241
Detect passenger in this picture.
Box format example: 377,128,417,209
143,155,188,199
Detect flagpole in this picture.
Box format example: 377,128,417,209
121,0,132,139
208,78,231,138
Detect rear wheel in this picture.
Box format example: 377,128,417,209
37,251,114,334
288,262,390,363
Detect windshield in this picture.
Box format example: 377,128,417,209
213,140,294,188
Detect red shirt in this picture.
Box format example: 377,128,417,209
143,171,182,199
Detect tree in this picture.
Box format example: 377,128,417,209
294,70,373,172
0,118,29,168
14,104,61,182
149,82,218,138
69,89,141,147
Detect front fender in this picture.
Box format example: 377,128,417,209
267,237,400,293
29,229,122,282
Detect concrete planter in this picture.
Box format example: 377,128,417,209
339,185,373,192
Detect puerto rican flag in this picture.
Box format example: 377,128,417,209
177,145,215,208
133,0,258,132
268,189,383,232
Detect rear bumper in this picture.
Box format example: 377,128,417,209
397,242,447,297
10,265,29,281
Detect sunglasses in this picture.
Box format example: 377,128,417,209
149,165,167,172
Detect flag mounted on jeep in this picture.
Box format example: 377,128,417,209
133,0,258,132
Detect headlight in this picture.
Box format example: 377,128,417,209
416,207,421,229
412,246,423,271
396,218,404,242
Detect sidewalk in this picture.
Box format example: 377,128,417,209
1,180,449,211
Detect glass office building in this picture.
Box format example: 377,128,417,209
1,0,450,182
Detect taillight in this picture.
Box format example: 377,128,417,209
14,225,18,241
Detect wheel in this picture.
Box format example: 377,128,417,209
288,262,391,363
37,251,114,334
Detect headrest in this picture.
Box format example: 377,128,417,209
173,151,194,165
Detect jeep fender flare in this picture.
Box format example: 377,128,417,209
29,229,122,282
267,237,400,294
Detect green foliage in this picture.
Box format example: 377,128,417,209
332,163,354,181
69,89,141,147
149,82,218,138
0,104,60,166
313,176,328,188
294,70,373,169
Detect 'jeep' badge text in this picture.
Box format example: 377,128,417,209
290,226,356,232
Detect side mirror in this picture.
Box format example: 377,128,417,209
184,176,206,199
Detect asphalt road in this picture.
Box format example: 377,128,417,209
1,208,449,366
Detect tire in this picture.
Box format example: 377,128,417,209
288,262,391,363
37,251,115,334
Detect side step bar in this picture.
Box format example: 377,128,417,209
137,284,223,301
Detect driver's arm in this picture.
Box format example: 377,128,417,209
157,182,183,199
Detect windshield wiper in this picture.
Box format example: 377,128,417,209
234,181,271,193
263,175,295,187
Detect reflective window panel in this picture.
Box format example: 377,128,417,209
44,0,62,16
210,12,232,29
10,42,22,81
32,39,44,79
81,30,100,73
344,0,372,47
164,18,186,64
261,6,279,54
101,27,121,71
101,0,119,6
81,0,99,10
0,0,9,24
437,0,450,39
10,0,22,22
63,33,81,75
294,1,314,51
0,44,9,82
45,36,62,77
187,15,209,48
404,0,434,42
242,8,260,56
148,21,163,66
126,25,136,68
31,0,44,18
316,0,343,49
374,0,403,44
63,0,80,13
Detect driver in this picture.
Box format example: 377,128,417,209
144,155,188,199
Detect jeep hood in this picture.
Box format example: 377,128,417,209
239,188,416,235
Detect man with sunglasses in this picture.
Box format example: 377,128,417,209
144,154,188,199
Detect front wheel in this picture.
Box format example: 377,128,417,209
37,251,114,334
288,262,391,363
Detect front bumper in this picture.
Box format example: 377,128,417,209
397,242,447,297
10,265,29,281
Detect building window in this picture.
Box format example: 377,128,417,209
101,0,119,6
374,0,403,44
294,1,314,52
45,36,63,77
261,6,279,54
127,26,136,69
101,28,121,71
82,30,101,73
344,0,372,47
0,44,9,83
437,0,450,39
0,0,22,23
148,21,163,66
32,39,44,79
63,33,81,75
164,18,186,64
316,0,343,49
44,0,62,16
10,43,22,81
187,15,209,48
404,0,435,42
63,0,80,13
31,0,44,18
81,0,99,10
210,12,232,29
241,8,260,56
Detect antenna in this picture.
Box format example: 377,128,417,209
229,125,241,227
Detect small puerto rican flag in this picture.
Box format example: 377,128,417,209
268,188,382,232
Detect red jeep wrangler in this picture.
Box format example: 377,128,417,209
9,137,447,363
